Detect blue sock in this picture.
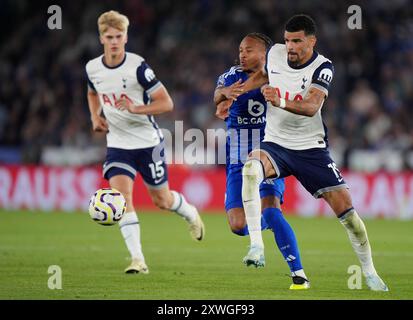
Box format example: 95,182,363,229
262,207,303,272
232,216,269,236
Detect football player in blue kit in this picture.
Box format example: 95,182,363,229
214,33,309,289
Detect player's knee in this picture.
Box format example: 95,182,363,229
242,160,263,199
325,188,353,216
242,160,261,181
227,210,247,236
231,226,248,236
242,159,264,188
152,194,170,210
229,219,246,234
229,220,248,236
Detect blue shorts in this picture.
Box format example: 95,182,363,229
225,164,285,212
103,143,168,189
258,141,348,198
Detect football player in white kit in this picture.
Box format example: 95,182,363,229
240,15,388,291
86,11,205,274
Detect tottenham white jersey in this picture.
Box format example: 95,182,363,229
86,52,163,149
264,44,334,150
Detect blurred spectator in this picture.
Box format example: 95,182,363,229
348,80,379,117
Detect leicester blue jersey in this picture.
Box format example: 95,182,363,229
216,66,268,166
216,66,268,130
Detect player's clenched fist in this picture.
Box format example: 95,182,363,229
261,84,280,107
91,115,109,132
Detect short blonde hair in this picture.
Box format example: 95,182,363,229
98,10,129,35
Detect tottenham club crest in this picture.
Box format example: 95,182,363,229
301,76,308,89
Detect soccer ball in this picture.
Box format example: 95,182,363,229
88,188,126,226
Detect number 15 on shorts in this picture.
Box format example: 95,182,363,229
149,161,165,183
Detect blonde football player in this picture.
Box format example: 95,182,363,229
86,11,205,274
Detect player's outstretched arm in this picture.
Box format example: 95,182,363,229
242,69,269,93
115,85,173,115
262,85,326,117
87,88,109,132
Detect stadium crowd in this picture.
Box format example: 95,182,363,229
0,0,412,169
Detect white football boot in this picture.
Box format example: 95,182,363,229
188,207,205,241
243,245,265,268
365,273,389,291
125,259,149,274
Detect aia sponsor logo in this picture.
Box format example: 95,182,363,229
101,93,133,106
274,88,303,101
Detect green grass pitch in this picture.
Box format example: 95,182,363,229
0,210,412,300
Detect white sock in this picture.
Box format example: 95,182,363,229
292,269,308,280
169,191,196,223
339,209,377,276
242,159,265,248
119,211,145,262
